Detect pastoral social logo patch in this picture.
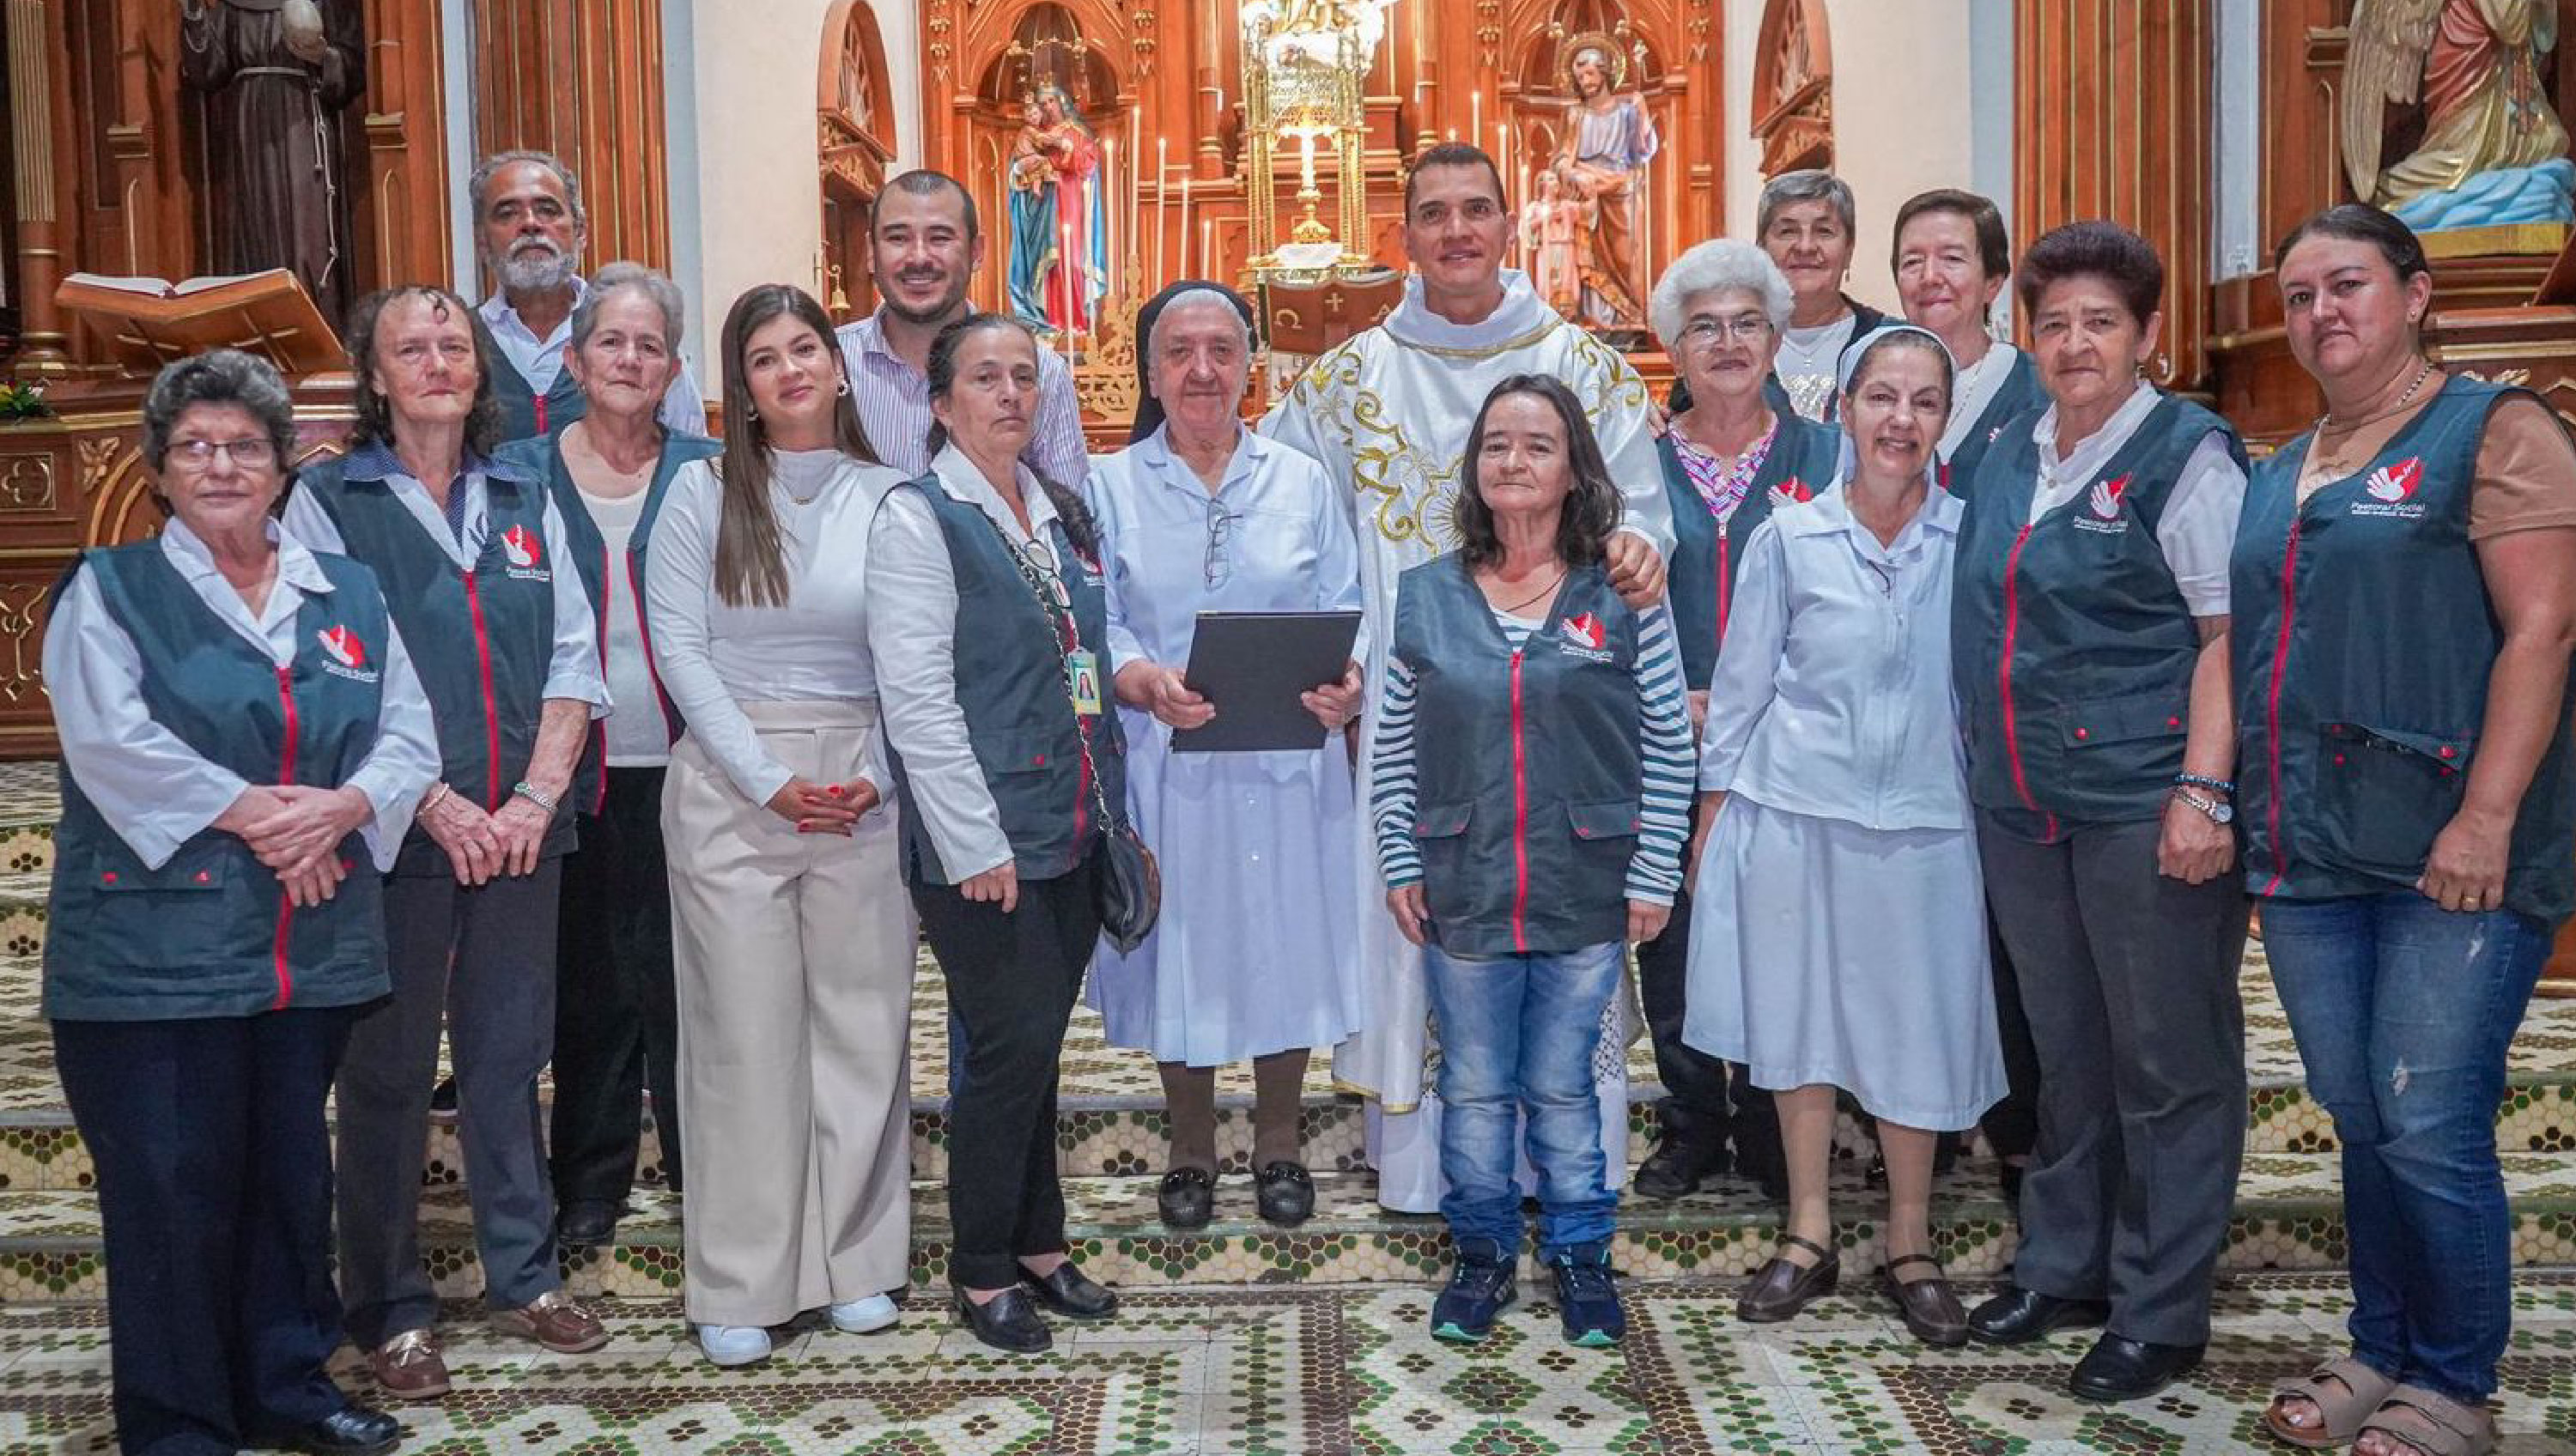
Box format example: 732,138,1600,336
2352,456,2429,520
317,625,379,683
2073,473,2133,536
499,524,551,581
1561,612,1607,650
1768,476,1815,509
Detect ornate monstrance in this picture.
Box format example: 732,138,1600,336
1239,0,1388,281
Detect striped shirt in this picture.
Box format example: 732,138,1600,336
1371,601,1695,905
835,310,1091,486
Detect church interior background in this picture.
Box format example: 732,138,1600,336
3,2,2576,1453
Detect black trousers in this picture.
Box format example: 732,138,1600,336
552,766,683,1204
914,853,1102,1290
56,1008,357,1456
1634,803,1782,1179
1982,913,2044,1162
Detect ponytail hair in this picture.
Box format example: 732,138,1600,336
923,312,1100,559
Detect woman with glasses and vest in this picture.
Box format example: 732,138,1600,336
1949,221,2251,1404
2244,204,2576,1456
283,286,616,1398
491,264,720,1253
868,312,1127,1355
1083,282,1368,1233
1629,240,1835,1206
1684,325,2006,1349
644,283,914,1368
1368,373,1693,1350
46,349,436,1456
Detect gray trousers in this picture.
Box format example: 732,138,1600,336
337,862,564,1348
1977,813,2249,1347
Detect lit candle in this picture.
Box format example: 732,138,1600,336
1155,138,1170,286
1472,91,1482,153
1180,176,1194,281
1131,106,1144,229
1103,137,1118,283
1060,221,1077,360
1201,219,1214,278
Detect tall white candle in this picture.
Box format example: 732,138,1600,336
1156,138,1170,285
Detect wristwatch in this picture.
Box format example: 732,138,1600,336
2171,786,2234,825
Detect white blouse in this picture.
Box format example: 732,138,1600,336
43,518,440,871
578,485,666,767
643,447,905,806
2025,385,2247,618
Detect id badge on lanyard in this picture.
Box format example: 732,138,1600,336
1067,648,1103,716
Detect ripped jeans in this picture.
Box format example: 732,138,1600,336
2261,892,2552,1404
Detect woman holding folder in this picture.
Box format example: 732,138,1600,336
1084,283,1368,1232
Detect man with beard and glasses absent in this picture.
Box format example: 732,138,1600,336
468,149,708,443
835,170,1089,482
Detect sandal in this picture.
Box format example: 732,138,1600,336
2354,1385,2497,1456
2263,1356,2396,1449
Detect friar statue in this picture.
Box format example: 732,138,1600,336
1552,39,1658,328
180,0,365,320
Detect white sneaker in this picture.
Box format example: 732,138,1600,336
826,1294,901,1334
696,1324,772,1367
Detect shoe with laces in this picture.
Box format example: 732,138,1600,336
1548,1241,1625,1346
489,1289,610,1354
827,1293,901,1333
1430,1238,1517,1343
696,1324,773,1368
366,1329,450,1401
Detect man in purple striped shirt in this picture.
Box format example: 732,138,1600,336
835,170,1091,485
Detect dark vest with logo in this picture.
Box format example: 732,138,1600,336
295,447,572,874
471,309,587,444
46,543,393,1021
1658,413,1839,690
1394,555,1644,957
883,479,1127,887
1953,395,2245,840
2233,377,2576,920
495,429,722,813
1942,350,2047,489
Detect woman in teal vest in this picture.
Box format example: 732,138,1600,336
868,312,1127,1355
2244,204,2576,1456
492,264,720,1255
1951,221,2252,1404
1369,374,1694,1349
1631,239,1833,1205
45,349,436,1456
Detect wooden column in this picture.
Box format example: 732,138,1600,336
470,0,673,270
6,0,73,367
355,0,458,297
2014,0,2215,388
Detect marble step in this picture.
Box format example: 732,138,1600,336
4,1148,2575,1303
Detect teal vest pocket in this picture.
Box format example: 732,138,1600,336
2314,721,2473,878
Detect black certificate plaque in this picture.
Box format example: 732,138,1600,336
1170,610,1364,753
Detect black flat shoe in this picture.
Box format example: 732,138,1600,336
1255,1161,1315,1227
952,1285,1052,1354
2069,1333,2205,1402
1633,1135,1725,1200
1019,1260,1119,1320
270,1405,404,1456
556,1199,623,1247
1157,1168,1214,1230
1966,1287,2111,1345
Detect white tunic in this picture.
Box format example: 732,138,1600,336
1081,425,1368,1066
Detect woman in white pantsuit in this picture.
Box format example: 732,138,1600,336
645,283,914,1368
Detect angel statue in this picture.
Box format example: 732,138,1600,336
2343,0,2573,230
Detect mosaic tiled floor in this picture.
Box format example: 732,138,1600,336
8,1274,2576,1455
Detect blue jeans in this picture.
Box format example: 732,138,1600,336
1423,940,1622,1259
2261,892,2552,1404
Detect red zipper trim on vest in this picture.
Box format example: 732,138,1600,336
589,541,613,814
1714,531,1731,652
271,664,300,1010
1996,524,2059,841
1510,647,1531,954
628,550,679,745
2259,519,2303,898
462,568,503,810
534,395,550,436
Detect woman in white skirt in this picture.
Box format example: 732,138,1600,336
1684,324,2006,1347
646,283,916,1368
1084,283,1368,1231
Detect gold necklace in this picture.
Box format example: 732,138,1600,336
2311,359,2435,477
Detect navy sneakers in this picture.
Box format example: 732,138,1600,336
1431,1238,1517,1342
1549,1242,1625,1346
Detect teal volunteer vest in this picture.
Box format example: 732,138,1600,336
1657,413,1839,690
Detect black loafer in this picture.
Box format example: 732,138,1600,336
2069,1333,2204,1403
1255,1161,1315,1227
556,1199,623,1247
1632,1136,1725,1200
270,1405,404,1456
1019,1260,1119,1320
952,1285,1052,1354
1157,1168,1215,1230
1966,1287,2111,1345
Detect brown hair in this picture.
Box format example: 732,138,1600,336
1404,142,1507,215
922,312,1100,559
1892,188,2011,282
2272,202,2432,282
1455,374,1619,570
2016,220,2163,325
344,286,501,458
712,284,879,608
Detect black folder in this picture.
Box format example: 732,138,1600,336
1171,610,1364,753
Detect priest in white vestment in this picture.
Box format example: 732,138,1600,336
1260,143,1674,1213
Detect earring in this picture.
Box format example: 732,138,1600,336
837,378,851,397
746,405,761,422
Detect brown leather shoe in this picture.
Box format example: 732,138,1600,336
1735,1233,1840,1323
489,1290,611,1354
367,1329,451,1400
1881,1253,1969,1347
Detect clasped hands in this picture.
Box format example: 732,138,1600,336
1114,658,1367,733
763,776,882,837
216,782,374,907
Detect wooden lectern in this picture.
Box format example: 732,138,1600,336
55,270,343,379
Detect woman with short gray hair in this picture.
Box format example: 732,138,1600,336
1758,169,1885,422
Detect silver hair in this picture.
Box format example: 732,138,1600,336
569,262,686,353
1757,168,1856,237
468,149,589,233
1146,288,1253,362
1649,240,1794,351
141,349,298,473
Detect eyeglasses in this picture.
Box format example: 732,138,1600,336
1203,499,1239,588
1678,314,1775,347
167,437,278,470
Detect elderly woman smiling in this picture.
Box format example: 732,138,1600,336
1083,282,1368,1233
45,349,436,1456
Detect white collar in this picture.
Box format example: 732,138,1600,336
929,442,1062,541
2033,382,2160,480
1136,422,1261,493
161,515,335,595
478,275,591,342
1384,269,1558,351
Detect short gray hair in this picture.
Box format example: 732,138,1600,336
142,349,298,473
1145,288,1253,361
1757,168,1856,237
468,149,588,233
570,262,686,353
1649,240,1794,351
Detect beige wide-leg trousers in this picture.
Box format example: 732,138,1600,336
664,701,914,1327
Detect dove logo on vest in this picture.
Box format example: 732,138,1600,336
317,625,380,684
2350,456,2427,521
1556,610,1613,663
499,524,552,582
2073,472,2133,536
1769,477,1816,510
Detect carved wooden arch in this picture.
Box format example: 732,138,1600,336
820,0,899,161
950,0,1133,99
1750,0,1832,175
